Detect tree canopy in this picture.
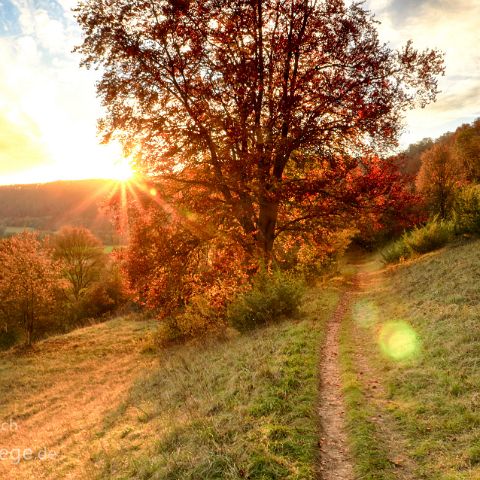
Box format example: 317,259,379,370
76,0,444,258
54,226,106,300
0,233,60,346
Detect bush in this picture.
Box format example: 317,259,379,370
227,271,305,332
404,217,454,254
155,295,225,346
452,186,480,234
380,238,411,264
381,218,454,264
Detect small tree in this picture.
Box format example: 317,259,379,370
416,142,461,218
0,232,60,346
54,226,106,300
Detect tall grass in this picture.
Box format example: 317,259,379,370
91,288,339,480
367,239,480,477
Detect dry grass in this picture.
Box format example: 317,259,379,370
89,288,339,479
0,286,339,479
0,316,157,480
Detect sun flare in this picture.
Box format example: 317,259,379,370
111,157,135,182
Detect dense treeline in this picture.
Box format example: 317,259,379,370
416,118,480,216
382,118,480,263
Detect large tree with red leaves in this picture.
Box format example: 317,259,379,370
76,0,443,259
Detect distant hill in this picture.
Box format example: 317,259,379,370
0,179,123,244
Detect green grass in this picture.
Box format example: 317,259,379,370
360,238,480,479
381,218,455,264
339,310,397,480
90,288,339,479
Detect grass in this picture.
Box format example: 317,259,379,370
354,238,480,479
0,286,339,479
0,316,157,479
381,218,455,264
339,309,397,480
89,287,339,480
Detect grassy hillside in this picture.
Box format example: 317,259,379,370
342,238,480,479
0,287,339,480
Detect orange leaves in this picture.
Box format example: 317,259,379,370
0,232,62,345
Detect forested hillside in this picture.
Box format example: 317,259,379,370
0,179,121,244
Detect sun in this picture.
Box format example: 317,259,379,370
111,157,135,181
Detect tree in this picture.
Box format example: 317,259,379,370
398,138,434,175
0,233,60,346
54,226,106,300
416,142,461,218
454,119,480,181
76,0,444,260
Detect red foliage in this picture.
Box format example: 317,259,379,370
75,0,444,315
76,0,444,259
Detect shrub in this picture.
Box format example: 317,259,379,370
380,238,411,264
155,295,225,346
227,271,305,332
452,186,480,234
404,217,454,254
381,218,454,264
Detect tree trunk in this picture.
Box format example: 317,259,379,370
257,196,279,261
26,317,33,347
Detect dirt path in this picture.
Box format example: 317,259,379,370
351,269,417,479
317,256,417,479
317,289,355,480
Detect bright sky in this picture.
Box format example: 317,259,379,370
0,0,479,185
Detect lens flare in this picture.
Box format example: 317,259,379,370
378,321,420,361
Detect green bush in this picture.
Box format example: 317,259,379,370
381,218,454,264
380,238,411,264
227,270,305,331
452,186,480,234
404,217,454,254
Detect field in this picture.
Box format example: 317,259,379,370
0,287,339,480
2,238,480,479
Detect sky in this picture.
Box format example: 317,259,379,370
0,0,479,185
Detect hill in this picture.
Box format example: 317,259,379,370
338,238,480,479
0,288,339,479
0,179,122,244
2,239,480,479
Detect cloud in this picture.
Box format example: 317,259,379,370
386,0,464,23
0,112,51,175
428,85,480,114
365,0,480,147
